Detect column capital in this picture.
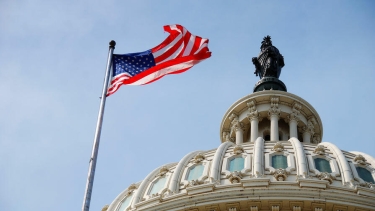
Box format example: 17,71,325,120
287,102,302,123
247,100,260,121
222,131,234,142
303,117,317,136
229,113,244,133
268,96,281,118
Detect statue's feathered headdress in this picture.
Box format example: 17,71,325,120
261,35,272,49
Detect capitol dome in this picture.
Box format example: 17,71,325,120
104,38,375,211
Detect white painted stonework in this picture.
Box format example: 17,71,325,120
106,90,375,211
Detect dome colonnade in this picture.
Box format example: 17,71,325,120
105,91,375,211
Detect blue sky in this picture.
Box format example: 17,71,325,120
1,1,374,210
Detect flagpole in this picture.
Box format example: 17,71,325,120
82,40,116,211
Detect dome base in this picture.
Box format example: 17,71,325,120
253,77,287,92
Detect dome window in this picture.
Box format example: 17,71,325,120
272,155,287,169
356,167,375,184
314,158,332,173
229,157,245,172
117,193,133,211
186,164,204,181
148,177,167,195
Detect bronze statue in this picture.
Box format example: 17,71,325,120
252,35,284,79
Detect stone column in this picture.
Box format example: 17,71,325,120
288,102,301,138
247,100,260,142
302,117,317,143
229,113,244,145
268,97,281,141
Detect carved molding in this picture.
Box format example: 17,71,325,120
312,134,321,144
313,145,326,155
303,117,317,135
288,102,302,122
226,171,243,184
318,172,334,184
247,100,260,121
193,153,206,163
272,142,284,152
157,166,170,177
222,131,234,142
229,113,244,133
268,97,281,117
101,205,109,211
354,154,367,165
273,168,288,181
233,145,244,155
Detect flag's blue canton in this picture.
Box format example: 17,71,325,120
113,50,156,77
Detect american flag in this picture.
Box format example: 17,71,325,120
106,24,211,96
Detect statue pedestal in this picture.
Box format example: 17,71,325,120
253,77,287,92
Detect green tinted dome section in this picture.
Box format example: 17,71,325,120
272,155,287,169
356,167,375,183
187,164,204,181
314,158,332,173
229,157,244,172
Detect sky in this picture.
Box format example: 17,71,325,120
0,1,374,211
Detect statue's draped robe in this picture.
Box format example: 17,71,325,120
256,45,284,79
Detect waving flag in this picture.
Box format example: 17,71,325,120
106,24,211,96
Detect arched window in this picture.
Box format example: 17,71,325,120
118,193,133,211
186,164,204,181
314,158,332,173
356,167,375,183
229,157,244,172
272,155,287,169
148,177,167,195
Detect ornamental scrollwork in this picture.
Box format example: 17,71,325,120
354,154,367,165
247,100,260,121
303,117,317,135
287,102,301,122
313,145,325,155
272,142,284,152
317,172,334,184
222,131,233,142
193,153,206,163
126,183,137,195
226,171,243,184
273,168,288,181
157,166,170,177
233,145,244,155
229,113,244,133
268,97,281,117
